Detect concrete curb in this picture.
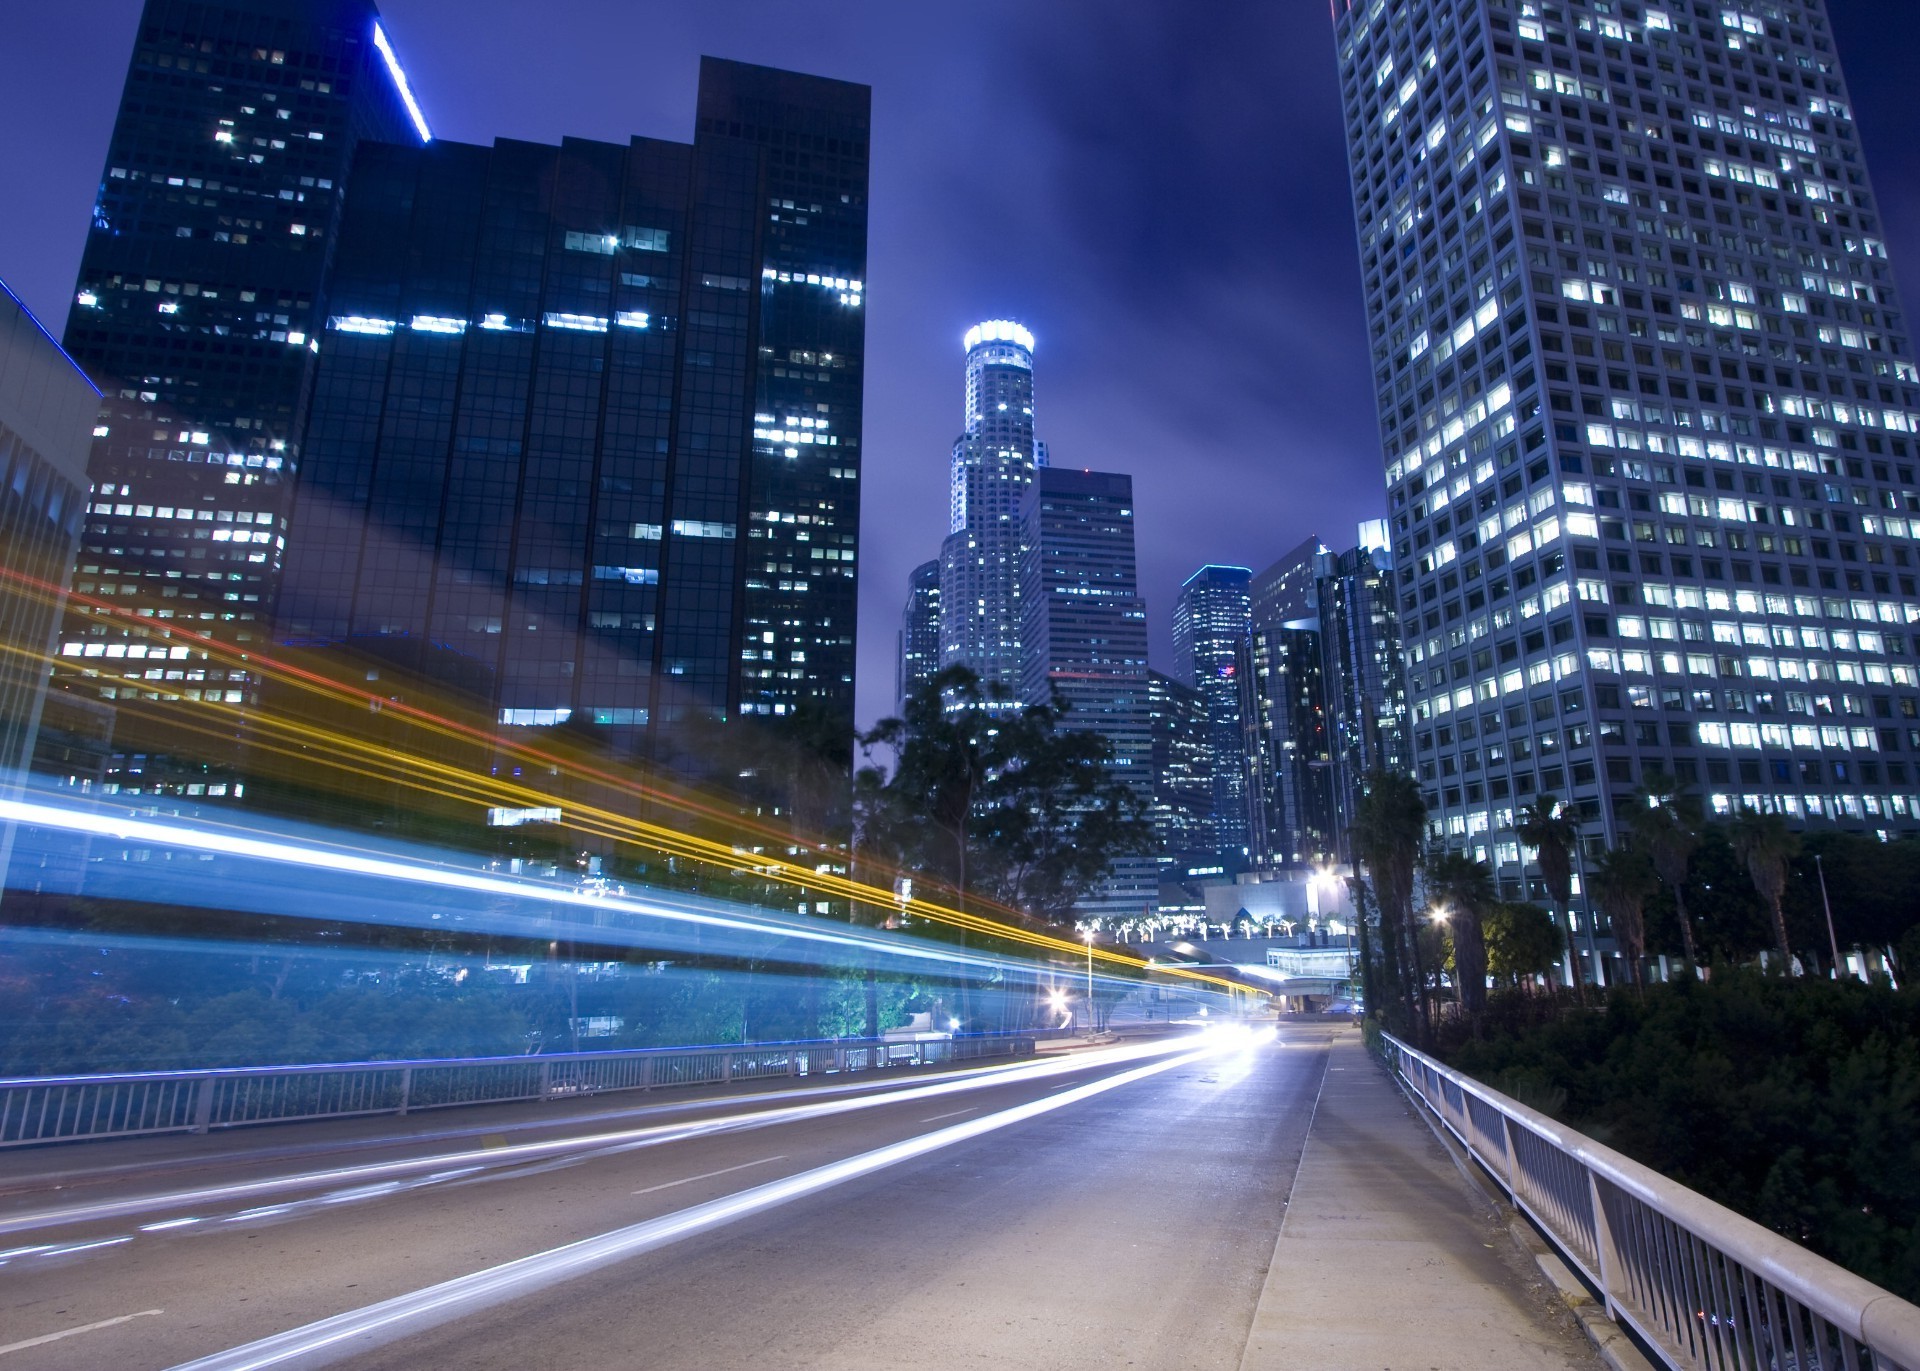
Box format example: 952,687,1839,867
1376,1048,1657,1371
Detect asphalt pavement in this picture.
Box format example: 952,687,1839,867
0,1024,1603,1370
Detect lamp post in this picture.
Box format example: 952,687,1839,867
1814,852,1843,979
1082,927,1096,1034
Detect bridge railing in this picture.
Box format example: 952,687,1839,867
1384,1032,1920,1371
0,1032,1038,1149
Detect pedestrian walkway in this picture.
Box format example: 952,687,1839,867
1239,1028,1606,1371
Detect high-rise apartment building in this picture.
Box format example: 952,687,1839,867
1171,563,1253,867
1335,0,1920,895
276,58,869,756
940,321,1040,700
1020,466,1155,917
57,0,422,797
897,558,941,709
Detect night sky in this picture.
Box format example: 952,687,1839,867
4,1,1916,732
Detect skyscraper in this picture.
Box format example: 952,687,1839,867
57,0,422,797
1335,0,1920,897
1316,522,1410,861
897,558,941,709
276,58,869,757
1171,563,1253,867
940,321,1039,700
1240,537,1338,871
0,281,98,780
1020,466,1155,918
1147,668,1214,877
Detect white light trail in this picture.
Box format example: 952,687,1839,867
0,1037,1199,1240
168,1043,1219,1370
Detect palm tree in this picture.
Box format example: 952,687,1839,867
1515,796,1583,1002
1423,850,1496,1018
1730,806,1800,969
1625,769,1703,964
1352,771,1429,1040
1590,845,1659,992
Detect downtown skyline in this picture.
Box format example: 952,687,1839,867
5,0,1917,735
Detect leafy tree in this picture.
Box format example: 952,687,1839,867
1516,795,1583,1001
1424,850,1495,1017
1731,806,1800,969
1591,845,1659,991
858,666,1154,929
1484,901,1563,988
1626,769,1704,964
1353,771,1429,1039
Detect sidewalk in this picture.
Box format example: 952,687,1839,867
1239,1028,1605,1371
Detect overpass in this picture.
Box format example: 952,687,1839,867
1135,935,1358,1003
5,1022,1912,1371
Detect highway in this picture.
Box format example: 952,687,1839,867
0,1026,1325,1370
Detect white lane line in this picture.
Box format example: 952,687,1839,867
0,1309,163,1358
918,1107,977,1123
632,1156,785,1196
167,1044,1218,1371
8,1036,1199,1241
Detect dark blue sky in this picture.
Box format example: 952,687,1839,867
4,1,1916,730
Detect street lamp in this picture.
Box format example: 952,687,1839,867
1081,926,1096,1034
1814,852,1843,979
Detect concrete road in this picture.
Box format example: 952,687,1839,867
0,1026,1600,1370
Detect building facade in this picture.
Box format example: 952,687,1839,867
56,0,423,798
1241,537,1338,871
1019,466,1156,917
1171,563,1253,867
276,58,870,758
0,282,100,780
940,321,1040,701
1316,523,1410,860
897,557,941,709
1147,667,1214,877
1335,0,1920,899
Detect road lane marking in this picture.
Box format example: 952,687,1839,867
167,1043,1221,1371
632,1156,785,1196
0,1309,162,1358
918,1107,978,1123
9,1036,1200,1242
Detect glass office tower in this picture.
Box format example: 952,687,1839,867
897,557,941,710
57,0,421,797
1334,0,1920,896
1171,563,1253,867
277,58,869,756
940,321,1040,701
1020,466,1156,918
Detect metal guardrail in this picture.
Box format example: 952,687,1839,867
0,1033,1037,1149
1384,1032,1920,1371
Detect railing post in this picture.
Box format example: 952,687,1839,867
639,1054,653,1092
538,1059,553,1101
722,1051,734,1084
191,1076,215,1134
1588,1168,1621,1320
1498,1114,1520,1199
397,1067,412,1117
788,1049,801,1078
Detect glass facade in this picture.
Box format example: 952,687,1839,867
1147,668,1214,876
940,321,1039,700
1019,466,1156,917
0,283,99,781
277,58,869,758
1316,526,1411,860
1335,0,1920,898
897,557,941,710
56,0,420,798
1241,538,1338,870
1171,563,1253,867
